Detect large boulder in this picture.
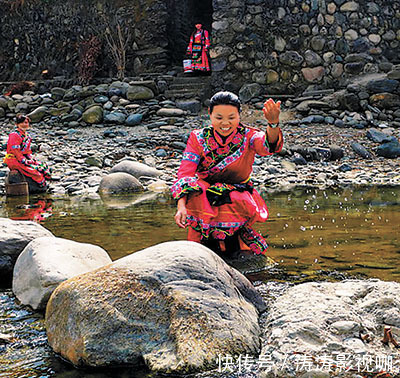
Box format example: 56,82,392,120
82,105,103,124
0,218,54,285
260,280,400,377
98,172,144,194
46,241,265,372
13,237,112,310
110,160,161,179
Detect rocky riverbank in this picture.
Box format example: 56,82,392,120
1,75,400,198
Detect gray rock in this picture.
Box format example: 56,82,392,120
12,237,111,310
366,79,399,94
369,93,400,109
82,106,103,124
279,51,304,67
125,113,143,126
351,142,372,158
98,172,144,194
261,280,400,377
366,128,397,144
176,100,202,114
376,141,400,158
156,108,185,117
239,83,262,103
110,160,161,179
104,111,126,124
45,241,265,371
304,50,322,67
126,86,154,101
27,106,48,123
0,218,54,285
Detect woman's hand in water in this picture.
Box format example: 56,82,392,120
262,98,281,124
175,197,188,228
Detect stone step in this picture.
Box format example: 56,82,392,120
169,83,208,91
172,76,211,84
164,89,203,99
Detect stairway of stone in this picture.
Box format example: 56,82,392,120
164,74,212,101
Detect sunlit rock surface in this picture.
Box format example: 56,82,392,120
260,280,400,377
0,218,54,286
45,241,266,373
12,237,112,310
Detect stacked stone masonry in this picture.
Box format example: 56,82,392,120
0,0,399,96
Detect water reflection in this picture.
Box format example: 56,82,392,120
0,187,399,281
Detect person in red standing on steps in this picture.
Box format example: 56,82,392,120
171,91,283,255
186,23,210,73
3,114,51,190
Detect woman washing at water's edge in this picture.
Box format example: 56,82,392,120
171,91,283,255
3,114,52,191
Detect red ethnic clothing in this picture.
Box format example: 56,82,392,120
171,124,283,255
186,29,210,72
3,128,51,185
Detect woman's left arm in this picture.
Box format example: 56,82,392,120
250,98,284,155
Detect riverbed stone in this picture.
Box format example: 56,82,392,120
12,237,111,310
366,128,397,144
157,108,185,117
369,93,400,109
126,85,154,101
82,105,103,124
27,106,48,123
376,141,400,158
260,280,400,377
45,241,265,372
110,160,161,179
366,79,399,94
98,172,144,194
0,218,54,285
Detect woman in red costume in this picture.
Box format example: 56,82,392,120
171,91,283,255
3,114,51,190
186,23,210,73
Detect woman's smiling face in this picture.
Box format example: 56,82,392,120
209,104,240,137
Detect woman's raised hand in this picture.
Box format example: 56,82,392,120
262,98,281,124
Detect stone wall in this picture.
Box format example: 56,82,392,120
0,0,169,81
1,0,399,98
211,0,400,98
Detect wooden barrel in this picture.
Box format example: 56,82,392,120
5,171,29,196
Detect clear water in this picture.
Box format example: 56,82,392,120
0,186,399,377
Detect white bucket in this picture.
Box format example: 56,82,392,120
183,59,192,73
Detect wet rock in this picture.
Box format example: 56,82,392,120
13,237,111,310
110,160,161,179
82,106,103,124
45,241,265,371
376,141,400,159
351,142,372,158
98,172,144,194
0,218,54,286
338,163,352,172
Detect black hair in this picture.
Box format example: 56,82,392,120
209,91,241,113
15,114,30,124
